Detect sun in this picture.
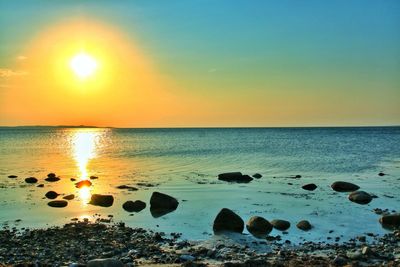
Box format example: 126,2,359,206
70,52,98,79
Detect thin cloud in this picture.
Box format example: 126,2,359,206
0,68,28,77
17,55,27,61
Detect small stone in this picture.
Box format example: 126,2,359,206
48,200,68,208
213,208,244,233
89,194,114,207
362,246,372,255
271,219,291,231
348,191,373,205
45,191,59,199
90,175,98,179
246,216,273,237
87,258,124,267
331,181,360,192
25,177,38,183
122,200,146,212
302,183,317,191
252,173,262,179
75,180,92,188
332,255,347,266
8,175,17,178
378,172,385,176
296,220,312,231
37,184,44,188
45,173,60,182
63,194,75,200
180,254,195,262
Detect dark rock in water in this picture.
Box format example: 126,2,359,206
331,181,360,192
378,172,385,176
348,191,373,205
89,194,114,207
8,175,17,178
47,173,56,178
150,192,179,217
122,200,146,212
116,185,138,191
75,180,92,188
37,184,44,188
45,191,59,199
213,208,244,233
87,258,124,267
271,219,291,231
246,216,272,237
63,194,75,200
218,172,253,183
47,200,68,208
294,175,302,178
302,183,317,191
379,214,400,229
252,173,262,179
296,220,312,231
25,177,38,184
70,178,76,181
45,177,60,182
90,175,98,179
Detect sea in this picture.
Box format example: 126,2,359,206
0,127,399,244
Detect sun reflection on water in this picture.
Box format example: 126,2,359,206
70,129,104,205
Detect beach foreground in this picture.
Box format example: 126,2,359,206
1,220,399,267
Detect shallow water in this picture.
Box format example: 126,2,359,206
0,127,399,244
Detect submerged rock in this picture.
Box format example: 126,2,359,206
379,214,400,229
302,183,317,191
122,200,146,212
331,181,360,192
45,191,59,199
116,185,138,191
47,200,68,208
89,194,114,207
348,191,373,205
25,177,38,184
296,220,312,231
90,175,98,180
378,172,385,176
87,258,124,267
246,216,272,237
8,175,17,178
150,192,178,217
37,184,44,188
63,194,75,200
252,173,262,179
75,180,92,188
213,208,244,233
218,172,253,183
271,219,291,231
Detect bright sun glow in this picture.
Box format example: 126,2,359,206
70,52,98,79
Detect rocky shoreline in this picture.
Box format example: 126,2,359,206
0,220,399,267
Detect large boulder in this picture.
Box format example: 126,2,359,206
213,208,244,233
296,220,312,231
25,177,38,184
271,219,291,231
331,181,360,192
48,200,68,208
379,214,400,229
246,216,272,237
348,191,373,205
150,192,179,217
89,194,114,207
87,258,124,267
122,200,146,212
302,183,317,191
218,172,253,183
45,191,59,199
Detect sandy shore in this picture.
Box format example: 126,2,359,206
1,220,399,267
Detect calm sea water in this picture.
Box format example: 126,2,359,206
0,127,399,243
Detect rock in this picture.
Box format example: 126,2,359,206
70,178,76,181
378,172,385,176
331,181,360,192
252,173,262,179
87,258,124,267
122,200,146,212
362,246,372,255
294,175,301,178
379,214,400,229
47,173,56,178
37,184,44,188
217,172,253,183
75,180,92,188
302,183,317,191
45,174,60,182
348,191,373,205
246,216,273,237
90,175,98,179
116,185,138,191
270,219,291,231
8,175,17,178
47,200,68,208
25,177,38,183
149,192,179,217
89,194,114,207
180,254,195,262
63,194,75,200
213,208,244,233
45,191,59,199
347,251,362,260
332,255,347,266
296,220,312,231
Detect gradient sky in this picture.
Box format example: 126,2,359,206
0,0,399,127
